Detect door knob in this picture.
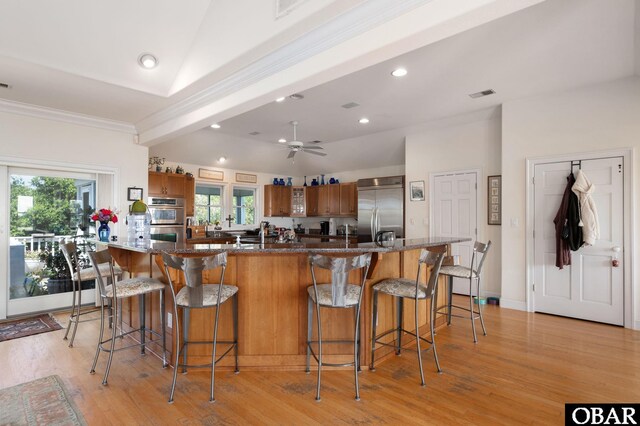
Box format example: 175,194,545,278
612,246,621,267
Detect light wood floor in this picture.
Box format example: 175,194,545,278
1,298,639,425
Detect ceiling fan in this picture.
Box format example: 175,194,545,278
285,121,326,160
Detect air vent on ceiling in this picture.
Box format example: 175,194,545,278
275,0,306,19
469,89,495,99
289,93,304,100
0,82,11,89
341,102,360,109
249,131,261,136
310,140,322,144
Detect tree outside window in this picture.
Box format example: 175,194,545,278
233,187,255,226
195,184,223,224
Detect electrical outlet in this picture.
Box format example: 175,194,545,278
167,312,172,328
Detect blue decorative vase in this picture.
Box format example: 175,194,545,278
279,178,285,185
311,179,318,186
273,177,279,185
286,177,292,186
98,221,110,242
303,176,307,187
329,177,336,184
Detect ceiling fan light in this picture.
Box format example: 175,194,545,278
278,138,286,143
138,53,158,69
218,156,226,163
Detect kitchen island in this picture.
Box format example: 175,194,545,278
106,237,468,370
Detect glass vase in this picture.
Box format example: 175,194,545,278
98,221,110,242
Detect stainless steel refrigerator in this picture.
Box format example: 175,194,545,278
357,176,404,243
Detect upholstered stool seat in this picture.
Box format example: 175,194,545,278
438,265,478,279
102,277,165,299
307,284,361,307
73,263,123,281
370,250,445,386
175,283,238,307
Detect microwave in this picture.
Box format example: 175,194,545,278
147,197,184,225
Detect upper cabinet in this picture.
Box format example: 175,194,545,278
149,171,186,197
339,182,357,216
185,175,195,217
264,182,357,218
264,185,292,217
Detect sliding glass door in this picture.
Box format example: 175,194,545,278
6,166,97,316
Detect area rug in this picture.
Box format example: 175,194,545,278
0,314,62,342
0,375,86,425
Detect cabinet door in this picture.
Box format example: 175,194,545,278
148,172,165,195
328,185,340,215
264,185,276,217
164,174,186,197
185,176,195,216
339,182,357,216
291,187,306,217
306,186,319,216
317,186,329,216
279,186,292,216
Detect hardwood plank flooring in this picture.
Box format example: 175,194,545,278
1,298,639,425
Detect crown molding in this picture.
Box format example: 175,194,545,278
136,0,431,134
0,98,137,135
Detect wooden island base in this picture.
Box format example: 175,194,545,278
108,241,455,371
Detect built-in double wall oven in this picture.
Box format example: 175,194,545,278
148,196,184,243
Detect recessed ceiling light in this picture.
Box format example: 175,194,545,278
278,138,287,143
210,123,221,129
276,97,286,102
218,156,227,163
391,68,407,77
138,53,158,69
359,118,370,124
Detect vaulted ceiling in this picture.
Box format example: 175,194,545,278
0,0,638,176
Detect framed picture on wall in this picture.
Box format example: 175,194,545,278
409,180,425,201
127,187,143,201
488,175,501,225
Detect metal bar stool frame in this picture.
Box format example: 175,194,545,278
437,241,491,343
88,249,167,385
369,249,445,386
162,252,239,404
305,252,372,401
60,242,122,347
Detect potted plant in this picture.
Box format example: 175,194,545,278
39,242,93,294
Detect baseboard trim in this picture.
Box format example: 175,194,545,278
498,298,527,311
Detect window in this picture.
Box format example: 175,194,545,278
232,186,255,226
195,184,223,224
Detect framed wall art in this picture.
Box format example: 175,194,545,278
199,168,224,181
488,175,502,225
127,187,143,201
409,180,425,202
236,173,257,184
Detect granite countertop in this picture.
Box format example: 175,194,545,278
105,237,470,255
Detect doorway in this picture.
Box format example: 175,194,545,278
532,156,624,325
430,170,478,295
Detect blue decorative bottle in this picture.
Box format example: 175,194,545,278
321,174,325,185
286,177,292,186
303,176,307,187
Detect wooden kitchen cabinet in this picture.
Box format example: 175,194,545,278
305,186,319,216
148,171,185,197
339,182,357,216
263,185,291,217
291,186,306,217
185,175,195,216
318,185,340,216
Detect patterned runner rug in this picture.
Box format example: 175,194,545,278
0,314,62,342
0,375,86,425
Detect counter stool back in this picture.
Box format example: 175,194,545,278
306,252,372,401
370,249,445,386
437,240,491,343
88,249,167,385
161,252,239,404
59,241,122,347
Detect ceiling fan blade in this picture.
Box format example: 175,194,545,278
304,149,327,156
302,146,323,150
287,150,296,159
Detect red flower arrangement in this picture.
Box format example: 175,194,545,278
91,208,119,224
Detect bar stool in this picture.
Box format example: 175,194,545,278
161,252,238,404
370,249,445,386
60,242,122,347
437,241,491,343
88,249,167,385
306,253,372,401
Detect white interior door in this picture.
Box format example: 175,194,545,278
533,157,623,325
432,172,478,294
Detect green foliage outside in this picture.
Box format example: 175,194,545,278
10,176,81,236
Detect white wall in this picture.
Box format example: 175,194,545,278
501,76,640,326
0,111,147,237
405,109,502,297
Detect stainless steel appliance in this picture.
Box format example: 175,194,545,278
320,221,330,235
147,197,184,242
147,197,185,225
357,176,404,243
